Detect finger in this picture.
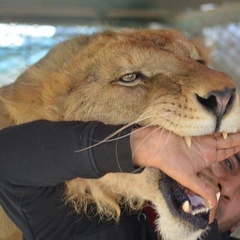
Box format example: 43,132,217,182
216,132,240,149
179,175,217,208
197,170,219,193
216,146,240,162
198,167,213,176
199,168,217,181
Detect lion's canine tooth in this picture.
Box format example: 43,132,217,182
216,192,221,202
222,131,228,139
184,136,192,148
182,200,190,213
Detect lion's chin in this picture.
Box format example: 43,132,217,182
159,173,209,229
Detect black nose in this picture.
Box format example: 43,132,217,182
196,87,235,119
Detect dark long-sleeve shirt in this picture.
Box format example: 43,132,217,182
0,120,157,240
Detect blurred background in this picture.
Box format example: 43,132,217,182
0,0,240,237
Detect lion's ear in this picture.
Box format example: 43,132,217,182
0,67,71,125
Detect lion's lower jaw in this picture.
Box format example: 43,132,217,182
153,200,204,240
65,168,204,240
156,219,204,240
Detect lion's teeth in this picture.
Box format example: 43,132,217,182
191,207,209,216
222,131,228,139
182,200,190,213
216,192,221,202
184,136,192,148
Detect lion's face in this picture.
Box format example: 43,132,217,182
1,29,239,136
1,29,240,240
62,30,239,138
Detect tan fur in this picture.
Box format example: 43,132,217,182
0,208,21,240
1,29,240,240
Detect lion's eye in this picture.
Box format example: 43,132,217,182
121,73,137,82
115,72,146,86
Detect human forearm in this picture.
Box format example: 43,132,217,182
0,120,134,187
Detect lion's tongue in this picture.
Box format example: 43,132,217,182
182,194,209,216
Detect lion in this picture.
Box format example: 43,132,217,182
0,28,240,240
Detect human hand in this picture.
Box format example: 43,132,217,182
130,127,240,208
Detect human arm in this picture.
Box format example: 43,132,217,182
1,120,240,205
0,120,134,187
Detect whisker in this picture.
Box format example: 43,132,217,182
74,114,154,153
131,125,167,173
74,122,135,153
115,122,160,172
74,109,181,172
131,119,178,173
104,114,154,142
114,112,160,172
74,112,157,153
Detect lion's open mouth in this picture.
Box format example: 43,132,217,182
160,172,209,229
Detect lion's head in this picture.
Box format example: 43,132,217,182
1,29,240,240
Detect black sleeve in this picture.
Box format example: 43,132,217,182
0,120,134,187
198,219,222,240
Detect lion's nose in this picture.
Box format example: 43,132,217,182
196,87,235,119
